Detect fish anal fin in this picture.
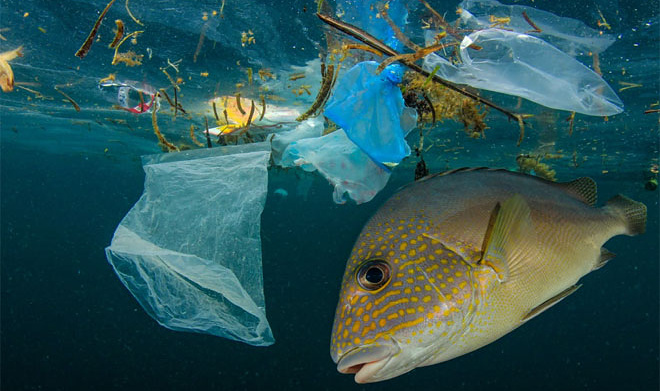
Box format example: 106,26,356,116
479,194,535,283
593,247,616,271
522,284,582,323
556,177,597,206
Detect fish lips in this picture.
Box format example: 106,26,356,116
336,343,399,383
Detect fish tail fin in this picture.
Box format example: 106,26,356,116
605,195,647,235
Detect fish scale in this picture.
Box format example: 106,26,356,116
331,168,646,383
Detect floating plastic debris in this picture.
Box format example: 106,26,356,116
423,28,623,115
325,62,417,166
99,79,158,114
458,0,616,55
280,128,390,204
105,142,274,346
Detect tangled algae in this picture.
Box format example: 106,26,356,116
403,73,488,138
516,154,557,181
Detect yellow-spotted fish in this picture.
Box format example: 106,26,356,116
330,168,646,383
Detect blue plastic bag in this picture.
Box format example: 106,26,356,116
325,62,417,166
335,0,408,52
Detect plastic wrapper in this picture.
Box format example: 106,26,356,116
105,142,274,346
422,28,623,116
458,0,615,55
280,129,390,204
325,62,417,166
98,79,159,114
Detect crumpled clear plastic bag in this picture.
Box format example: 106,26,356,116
458,0,615,55
105,142,274,346
423,28,623,116
270,117,324,166
325,62,417,166
280,128,390,204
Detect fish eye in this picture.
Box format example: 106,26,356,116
356,260,391,291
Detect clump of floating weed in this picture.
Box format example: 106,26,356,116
403,73,488,137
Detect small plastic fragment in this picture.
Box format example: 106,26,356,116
100,79,159,114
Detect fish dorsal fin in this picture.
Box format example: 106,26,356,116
521,284,582,322
555,177,597,206
479,194,536,283
414,167,498,183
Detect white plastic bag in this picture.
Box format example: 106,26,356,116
458,0,615,55
423,28,623,115
105,142,274,346
270,117,325,166
280,129,390,204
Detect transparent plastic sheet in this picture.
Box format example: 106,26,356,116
458,0,615,55
325,62,417,166
280,129,390,204
105,142,274,346
422,29,623,116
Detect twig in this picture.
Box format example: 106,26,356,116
54,87,81,112
109,20,125,49
125,0,144,26
212,100,220,120
417,0,481,50
204,117,212,148
378,5,420,51
75,0,117,58
521,11,542,33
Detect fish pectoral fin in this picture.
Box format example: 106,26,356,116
521,284,582,323
479,194,535,283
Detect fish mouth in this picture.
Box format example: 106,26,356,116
336,344,397,383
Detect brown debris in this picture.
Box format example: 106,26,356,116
0,46,23,92
75,0,117,58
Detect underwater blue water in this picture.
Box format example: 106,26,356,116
1,0,659,389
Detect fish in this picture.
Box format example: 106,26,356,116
330,168,647,383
